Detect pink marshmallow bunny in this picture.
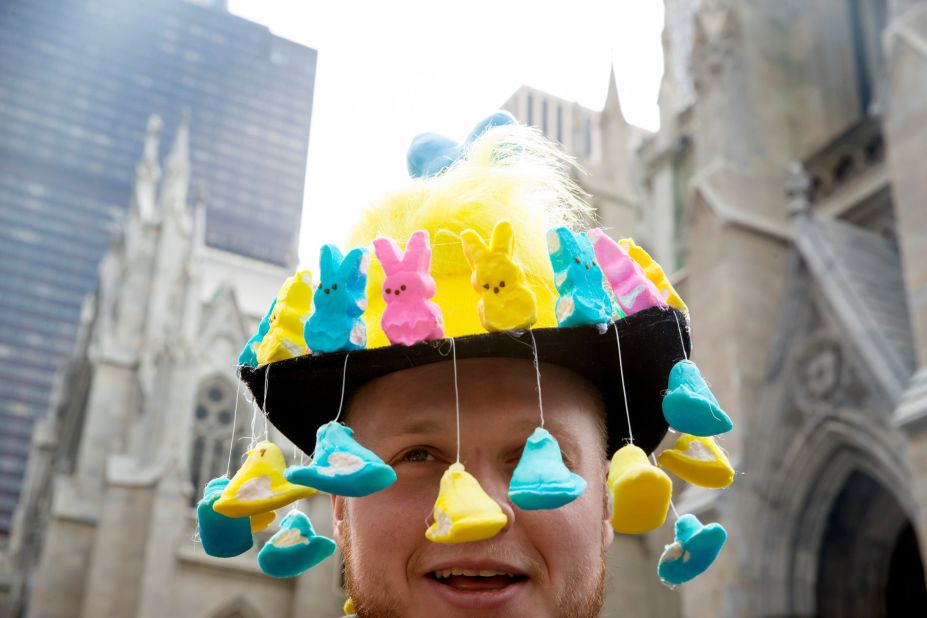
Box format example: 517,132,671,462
372,230,445,346
586,228,665,316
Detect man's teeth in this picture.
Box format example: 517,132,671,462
434,568,517,579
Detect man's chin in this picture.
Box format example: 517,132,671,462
345,559,606,618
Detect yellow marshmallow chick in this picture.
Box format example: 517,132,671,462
460,220,538,332
250,510,277,533
658,434,734,490
607,444,672,534
213,441,316,518
617,239,687,314
257,269,314,365
426,462,508,544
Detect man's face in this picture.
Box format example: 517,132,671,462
332,358,614,618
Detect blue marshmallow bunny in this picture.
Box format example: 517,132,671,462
304,245,369,354
238,297,276,367
546,227,614,327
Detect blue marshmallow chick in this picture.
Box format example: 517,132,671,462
285,421,396,497
662,360,733,437
658,513,728,586
546,227,617,327
303,245,370,354
509,427,587,510
257,510,336,578
197,476,253,558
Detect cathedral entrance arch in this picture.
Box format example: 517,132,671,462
815,469,927,616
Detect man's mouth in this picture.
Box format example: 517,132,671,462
428,568,528,591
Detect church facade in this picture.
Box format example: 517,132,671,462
6,117,345,617
636,0,927,615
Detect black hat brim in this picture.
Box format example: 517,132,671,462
240,306,690,456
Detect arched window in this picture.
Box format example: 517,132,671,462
190,376,247,503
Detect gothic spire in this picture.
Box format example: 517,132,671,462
604,63,622,116
133,115,162,223
160,110,191,215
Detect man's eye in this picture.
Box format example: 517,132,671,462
402,448,435,463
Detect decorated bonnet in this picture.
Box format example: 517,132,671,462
199,111,734,588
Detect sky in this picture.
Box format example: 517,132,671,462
226,0,666,266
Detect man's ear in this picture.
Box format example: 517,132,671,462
332,494,347,546
601,459,615,549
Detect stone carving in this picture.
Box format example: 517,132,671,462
791,330,867,414
692,0,741,88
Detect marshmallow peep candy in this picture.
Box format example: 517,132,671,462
658,514,727,586
197,476,253,558
407,111,516,178
426,462,507,544
547,227,616,327
285,421,396,497
586,229,665,316
238,298,276,367
618,238,687,313
257,270,314,365
250,510,276,533
662,360,733,437
257,510,336,578
373,230,444,346
607,444,672,534
304,245,369,354
213,441,316,518
460,219,538,332
508,427,587,510
658,434,734,489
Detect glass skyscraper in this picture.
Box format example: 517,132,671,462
0,0,316,535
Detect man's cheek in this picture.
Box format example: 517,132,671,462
351,481,438,541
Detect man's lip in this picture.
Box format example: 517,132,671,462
423,565,529,611
422,559,528,577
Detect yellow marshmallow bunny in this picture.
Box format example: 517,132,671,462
460,219,538,332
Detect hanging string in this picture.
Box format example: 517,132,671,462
332,353,351,423
673,310,688,361
248,398,259,450
262,363,270,441
451,338,461,463
225,378,242,477
651,453,680,520
528,330,545,428
613,323,634,444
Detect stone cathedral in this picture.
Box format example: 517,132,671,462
634,0,927,616
5,116,348,617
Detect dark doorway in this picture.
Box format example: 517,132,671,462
816,470,927,617
886,523,927,615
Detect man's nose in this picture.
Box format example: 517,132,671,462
465,460,517,533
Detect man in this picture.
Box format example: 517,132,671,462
241,113,695,616
334,358,612,617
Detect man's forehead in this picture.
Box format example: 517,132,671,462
344,357,606,454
